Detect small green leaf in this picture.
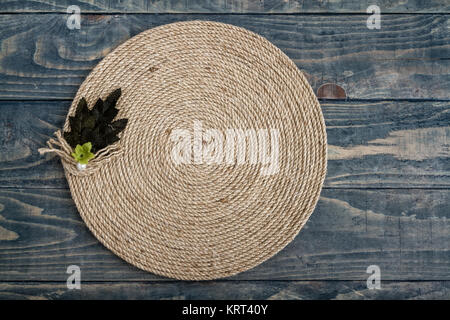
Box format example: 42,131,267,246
71,142,95,165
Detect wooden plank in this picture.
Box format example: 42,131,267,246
0,187,449,281
1,281,450,299
0,0,448,13
0,14,448,100
1,100,449,189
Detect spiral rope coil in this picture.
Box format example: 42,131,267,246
43,21,327,280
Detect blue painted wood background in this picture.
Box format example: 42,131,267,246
0,1,449,299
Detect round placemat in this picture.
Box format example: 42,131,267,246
63,21,327,280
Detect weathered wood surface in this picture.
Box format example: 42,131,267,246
1,4,449,300
1,0,449,13
1,281,450,300
0,187,449,281
0,14,448,100
1,100,448,189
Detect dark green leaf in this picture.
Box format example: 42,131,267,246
103,106,119,123
76,98,89,118
104,88,121,112
93,98,104,115
111,119,128,131
63,88,128,153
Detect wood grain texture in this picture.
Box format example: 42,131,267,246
1,100,448,189
1,4,449,300
0,187,449,281
0,14,448,100
1,281,450,300
1,0,449,13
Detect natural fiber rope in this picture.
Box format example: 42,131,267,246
38,130,123,176
46,21,327,280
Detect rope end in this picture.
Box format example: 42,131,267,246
38,148,51,155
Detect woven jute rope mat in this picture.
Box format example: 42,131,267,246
61,21,327,280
